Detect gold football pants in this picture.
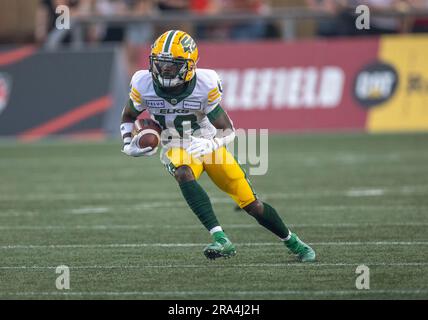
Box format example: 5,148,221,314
165,147,257,208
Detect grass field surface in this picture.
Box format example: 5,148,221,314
0,133,427,299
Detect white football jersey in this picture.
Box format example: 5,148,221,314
129,68,224,147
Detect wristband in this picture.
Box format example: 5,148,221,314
123,137,132,145
120,122,134,142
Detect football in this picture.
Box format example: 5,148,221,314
133,118,162,149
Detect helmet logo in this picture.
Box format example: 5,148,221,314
181,36,196,54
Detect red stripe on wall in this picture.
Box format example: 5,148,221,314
19,96,112,142
0,46,36,67
64,129,106,141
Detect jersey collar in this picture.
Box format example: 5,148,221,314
152,74,197,106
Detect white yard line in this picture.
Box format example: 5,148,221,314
1,241,428,250
2,289,428,297
346,189,386,197
0,212,39,217
69,207,110,214
1,185,427,202
0,204,426,218
0,222,427,230
1,262,427,270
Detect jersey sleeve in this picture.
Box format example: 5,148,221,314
129,71,146,113
203,71,223,115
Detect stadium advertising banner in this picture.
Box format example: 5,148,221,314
139,35,428,133
366,36,428,132
0,47,127,141
199,39,378,132
0,35,427,141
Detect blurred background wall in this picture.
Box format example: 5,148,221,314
0,0,427,140
0,0,38,43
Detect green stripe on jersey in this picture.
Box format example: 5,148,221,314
207,105,225,123
127,99,141,115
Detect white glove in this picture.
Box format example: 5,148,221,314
186,136,217,158
121,133,158,157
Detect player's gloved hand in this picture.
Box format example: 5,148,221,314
122,133,157,157
122,144,154,157
186,136,217,158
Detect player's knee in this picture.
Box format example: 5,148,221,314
243,199,264,217
174,165,195,183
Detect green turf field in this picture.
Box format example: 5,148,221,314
0,133,427,299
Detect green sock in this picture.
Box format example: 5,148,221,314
254,202,290,239
179,180,220,231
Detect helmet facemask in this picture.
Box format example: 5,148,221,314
150,55,189,88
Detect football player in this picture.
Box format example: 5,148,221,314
120,30,316,262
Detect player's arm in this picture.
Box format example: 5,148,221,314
120,99,140,146
120,99,156,157
208,104,236,147
187,104,236,157
210,106,234,130
187,72,235,157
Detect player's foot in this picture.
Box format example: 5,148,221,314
284,233,316,262
203,231,236,260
